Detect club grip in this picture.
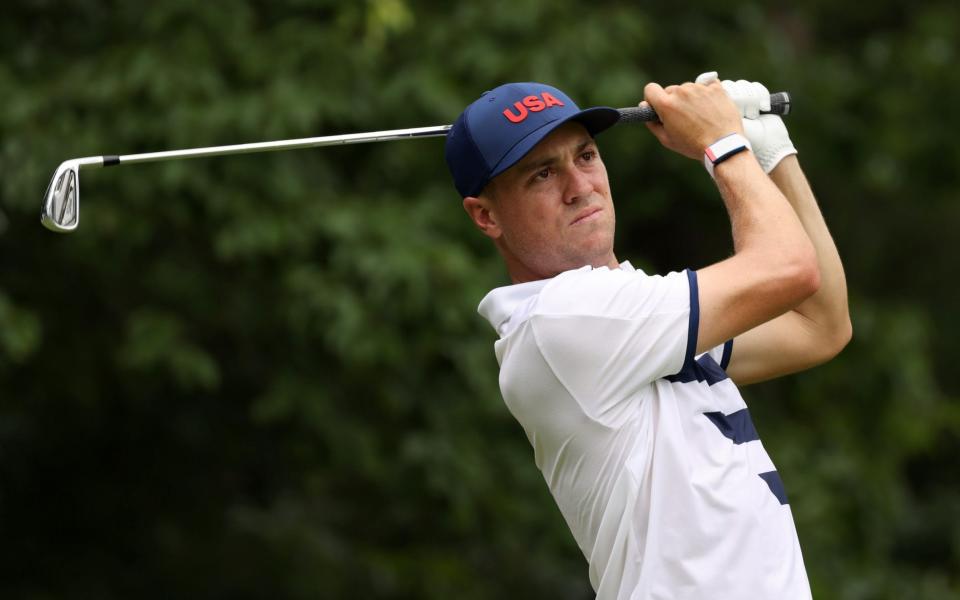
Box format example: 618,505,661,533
616,91,791,123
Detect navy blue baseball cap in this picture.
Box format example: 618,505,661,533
445,82,621,198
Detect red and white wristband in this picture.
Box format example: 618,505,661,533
703,133,752,179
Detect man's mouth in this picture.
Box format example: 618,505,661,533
571,207,602,225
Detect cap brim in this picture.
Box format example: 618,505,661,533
486,106,621,184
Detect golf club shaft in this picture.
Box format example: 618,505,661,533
82,95,791,170
105,124,453,167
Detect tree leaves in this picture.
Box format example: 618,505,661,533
1,1,959,598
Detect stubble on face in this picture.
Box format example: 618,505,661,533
486,122,618,282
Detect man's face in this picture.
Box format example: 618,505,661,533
468,121,617,282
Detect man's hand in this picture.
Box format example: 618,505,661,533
717,78,770,118
642,75,744,161
741,115,797,174
716,75,798,173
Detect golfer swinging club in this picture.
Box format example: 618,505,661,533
445,71,851,599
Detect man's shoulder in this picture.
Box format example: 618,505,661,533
478,265,621,326
479,263,692,335
536,264,689,316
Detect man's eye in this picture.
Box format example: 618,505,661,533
534,168,550,180
581,150,596,161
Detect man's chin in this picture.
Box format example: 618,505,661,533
571,235,615,265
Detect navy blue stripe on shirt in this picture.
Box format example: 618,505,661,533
666,353,729,385
703,408,759,444
675,269,699,377
705,412,791,505
721,339,733,370
759,471,789,505
665,270,733,385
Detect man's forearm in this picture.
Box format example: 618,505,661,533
769,155,851,344
691,151,821,354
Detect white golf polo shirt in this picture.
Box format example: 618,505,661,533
478,262,811,600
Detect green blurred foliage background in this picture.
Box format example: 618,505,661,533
2,1,959,598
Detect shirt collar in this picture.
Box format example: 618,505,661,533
478,261,636,335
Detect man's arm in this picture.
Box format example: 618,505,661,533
724,155,851,384
643,80,822,359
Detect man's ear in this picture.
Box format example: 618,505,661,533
463,196,502,239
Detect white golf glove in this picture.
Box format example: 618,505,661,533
739,114,797,173
696,71,797,173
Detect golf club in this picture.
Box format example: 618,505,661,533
41,92,791,233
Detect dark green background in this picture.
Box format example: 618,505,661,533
2,1,958,598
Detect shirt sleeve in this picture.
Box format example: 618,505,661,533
705,339,734,371
527,267,696,422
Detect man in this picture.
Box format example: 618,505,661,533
445,73,850,599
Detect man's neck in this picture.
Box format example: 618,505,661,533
507,255,621,284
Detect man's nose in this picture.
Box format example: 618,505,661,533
563,167,593,205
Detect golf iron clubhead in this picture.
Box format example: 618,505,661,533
41,160,79,232
41,156,105,233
